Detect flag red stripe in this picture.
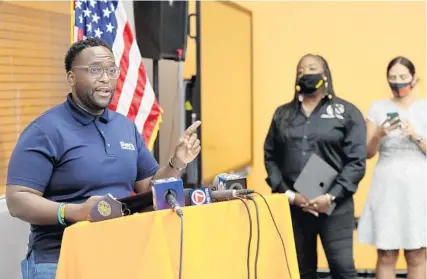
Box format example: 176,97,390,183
126,64,147,121
77,28,84,41
109,23,133,111
142,99,161,143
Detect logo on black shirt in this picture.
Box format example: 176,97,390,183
321,104,345,120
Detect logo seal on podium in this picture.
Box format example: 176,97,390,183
97,200,112,217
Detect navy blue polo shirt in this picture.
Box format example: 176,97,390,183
7,93,160,264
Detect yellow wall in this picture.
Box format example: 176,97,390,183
199,2,253,182
185,0,425,271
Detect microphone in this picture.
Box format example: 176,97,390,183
183,187,254,205
182,188,213,206
152,177,185,217
210,189,254,201
189,187,213,205
212,173,247,190
166,190,183,217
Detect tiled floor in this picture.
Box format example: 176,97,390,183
319,276,375,279
319,277,373,279
318,274,374,279
319,277,405,279
318,272,407,278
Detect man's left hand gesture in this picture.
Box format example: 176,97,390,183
174,121,202,166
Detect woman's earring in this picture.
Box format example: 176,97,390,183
324,81,332,99
298,94,304,102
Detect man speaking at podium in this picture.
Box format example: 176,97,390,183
5,38,201,279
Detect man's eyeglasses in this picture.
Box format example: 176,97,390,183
72,66,121,79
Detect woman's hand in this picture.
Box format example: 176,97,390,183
293,193,309,207
401,120,417,139
294,193,319,217
378,116,401,137
306,194,331,214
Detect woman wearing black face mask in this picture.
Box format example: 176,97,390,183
358,57,426,279
264,54,366,279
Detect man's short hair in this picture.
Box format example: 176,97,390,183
64,37,113,72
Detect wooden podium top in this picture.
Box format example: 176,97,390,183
56,194,299,279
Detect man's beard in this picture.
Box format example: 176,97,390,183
75,85,114,112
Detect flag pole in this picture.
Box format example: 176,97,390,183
70,0,74,44
152,60,160,161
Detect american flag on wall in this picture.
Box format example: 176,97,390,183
72,0,162,151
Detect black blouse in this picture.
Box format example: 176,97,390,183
264,97,367,201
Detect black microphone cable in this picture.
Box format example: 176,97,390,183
246,195,260,279
254,191,292,279
178,214,183,279
166,191,184,279
233,197,252,279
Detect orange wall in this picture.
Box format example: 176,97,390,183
185,1,425,271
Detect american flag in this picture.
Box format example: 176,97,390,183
73,0,162,151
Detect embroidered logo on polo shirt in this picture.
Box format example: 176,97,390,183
321,104,345,120
120,141,136,151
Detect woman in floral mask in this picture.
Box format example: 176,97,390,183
358,56,426,279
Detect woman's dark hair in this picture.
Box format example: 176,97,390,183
386,56,416,77
282,54,336,127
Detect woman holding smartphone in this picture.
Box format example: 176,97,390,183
358,56,426,279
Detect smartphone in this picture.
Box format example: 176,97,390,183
386,112,400,120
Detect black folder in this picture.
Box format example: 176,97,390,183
294,153,338,215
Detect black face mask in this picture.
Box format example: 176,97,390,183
297,74,325,95
388,81,412,98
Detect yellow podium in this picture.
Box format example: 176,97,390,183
56,194,300,279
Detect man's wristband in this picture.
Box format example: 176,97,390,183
57,203,67,226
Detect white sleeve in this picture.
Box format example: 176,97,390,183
415,99,427,138
366,101,381,126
